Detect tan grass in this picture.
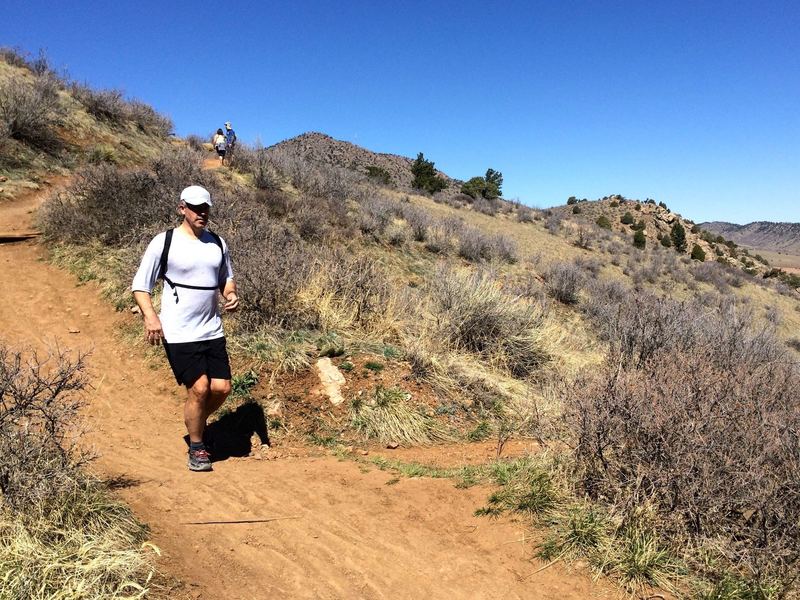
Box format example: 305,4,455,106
350,385,453,445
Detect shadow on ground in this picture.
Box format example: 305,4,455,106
184,401,270,462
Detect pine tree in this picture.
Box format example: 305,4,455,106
670,222,687,252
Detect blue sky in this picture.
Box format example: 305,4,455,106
5,1,799,223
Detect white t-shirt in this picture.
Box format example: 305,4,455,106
132,229,234,343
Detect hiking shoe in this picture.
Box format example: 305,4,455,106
188,447,212,472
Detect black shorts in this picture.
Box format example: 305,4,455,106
163,337,232,386
216,148,226,157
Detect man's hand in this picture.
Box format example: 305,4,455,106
143,313,164,345
223,292,239,312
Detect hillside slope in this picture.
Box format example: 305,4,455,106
700,220,800,255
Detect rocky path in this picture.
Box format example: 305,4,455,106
0,181,616,599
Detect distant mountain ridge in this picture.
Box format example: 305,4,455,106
699,221,800,255
266,132,462,194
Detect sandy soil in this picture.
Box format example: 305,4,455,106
0,181,620,599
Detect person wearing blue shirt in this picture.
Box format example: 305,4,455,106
224,122,236,149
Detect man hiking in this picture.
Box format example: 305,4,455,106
132,185,239,471
224,121,236,151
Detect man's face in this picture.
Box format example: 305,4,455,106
182,202,210,228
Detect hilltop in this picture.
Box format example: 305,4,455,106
266,131,463,194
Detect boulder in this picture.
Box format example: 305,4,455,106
314,357,346,406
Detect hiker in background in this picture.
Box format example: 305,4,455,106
224,121,237,151
212,128,227,165
132,185,239,472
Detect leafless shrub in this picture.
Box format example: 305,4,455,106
232,145,280,190
544,262,584,304
126,99,173,135
573,227,593,250
385,221,410,246
427,268,548,377
442,193,468,209
359,195,396,236
458,227,493,262
0,345,88,512
424,226,452,254
69,84,172,135
0,47,33,70
229,218,313,330
693,261,732,292
39,150,218,245
0,74,62,152
293,203,328,241
401,205,431,241
266,147,362,201
545,214,562,235
473,197,499,216
70,85,127,124
491,234,518,264
566,294,800,589
573,255,602,277
185,134,206,153
517,205,537,223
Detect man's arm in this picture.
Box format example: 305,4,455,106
133,291,165,345
222,279,239,312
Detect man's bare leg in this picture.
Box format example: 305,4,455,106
185,375,210,444
205,378,232,421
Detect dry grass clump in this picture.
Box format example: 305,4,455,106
427,268,549,377
0,343,156,598
350,385,452,444
567,292,800,593
297,251,407,340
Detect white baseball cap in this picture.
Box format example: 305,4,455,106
180,185,212,207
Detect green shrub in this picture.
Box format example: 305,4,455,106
567,196,578,205
596,215,611,230
670,222,687,252
572,205,582,214
411,152,447,194
621,212,634,225
366,165,392,185
660,234,672,248
633,229,646,249
691,244,706,261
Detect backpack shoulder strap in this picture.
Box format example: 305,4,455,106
207,230,223,254
158,229,173,281
207,230,225,291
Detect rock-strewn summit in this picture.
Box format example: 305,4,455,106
266,132,462,194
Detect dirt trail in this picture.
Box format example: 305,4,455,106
0,181,617,599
